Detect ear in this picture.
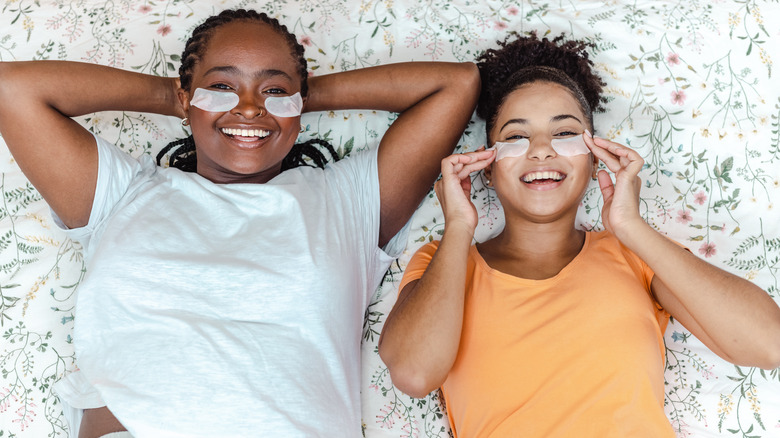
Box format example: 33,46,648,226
484,162,494,187
591,153,599,180
177,88,191,119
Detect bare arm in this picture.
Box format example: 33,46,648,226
587,134,780,370
0,61,180,228
378,150,494,398
306,62,480,247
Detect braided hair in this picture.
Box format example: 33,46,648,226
476,32,607,143
156,9,340,172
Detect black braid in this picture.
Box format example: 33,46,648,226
156,136,197,172
281,138,341,171
159,9,339,172
476,31,607,142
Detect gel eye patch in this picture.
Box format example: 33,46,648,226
550,135,590,156
190,88,240,112
493,138,530,160
189,89,303,117
491,135,590,160
265,92,303,117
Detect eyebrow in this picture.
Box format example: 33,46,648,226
203,65,293,81
498,114,584,133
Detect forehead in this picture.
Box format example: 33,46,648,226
490,81,586,140
196,20,300,78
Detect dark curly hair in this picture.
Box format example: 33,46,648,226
476,32,607,143
157,9,340,172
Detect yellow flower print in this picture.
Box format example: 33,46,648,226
383,30,395,46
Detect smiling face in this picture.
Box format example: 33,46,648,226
486,81,598,224
178,20,304,184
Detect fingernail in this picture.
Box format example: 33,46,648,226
584,129,593,138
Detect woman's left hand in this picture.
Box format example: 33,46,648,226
584,133,645,237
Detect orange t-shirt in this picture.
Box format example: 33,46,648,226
399,231,674,438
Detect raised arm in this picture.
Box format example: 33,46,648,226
587,134,780,370
0,61,180,228
305,62,480,247
379,150,494,398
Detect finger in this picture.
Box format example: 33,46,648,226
434,179,443,200
597,169,615,202
456,152,496,179
440,153,474,177
592,136,643,163
584,133,621,171
591,136,644,174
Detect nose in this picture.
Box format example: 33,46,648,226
231,90,266,119
526,137,556,160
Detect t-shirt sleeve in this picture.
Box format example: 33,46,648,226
398,241,440,294
51,133,153,248
323,148,410,257
618,238,689,326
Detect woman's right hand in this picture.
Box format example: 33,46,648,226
434,148,496,232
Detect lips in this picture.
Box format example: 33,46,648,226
521,170,565,184
220,127,271,140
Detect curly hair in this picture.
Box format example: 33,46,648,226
159,9,340,172
476,32,607,143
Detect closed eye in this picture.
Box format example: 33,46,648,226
505,134,528,141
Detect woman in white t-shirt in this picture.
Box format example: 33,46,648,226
0,8,480,438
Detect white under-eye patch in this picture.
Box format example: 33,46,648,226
491,135,590,160
190,88,240,112
492,138,530,161
550,135,590,156
189,89,303,117
265,92,303,117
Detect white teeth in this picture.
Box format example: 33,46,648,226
221,127,271,138
522,171,564,183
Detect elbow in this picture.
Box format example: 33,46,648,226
759,336,780,370
385,364,441,399
757,313,780,370
456,62,481,105
378,343,441,399
0,62,13,106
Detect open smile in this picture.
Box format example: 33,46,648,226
521,170,565,184
221,127,271,141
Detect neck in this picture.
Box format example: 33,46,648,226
493,219,584,257
478,214,586,280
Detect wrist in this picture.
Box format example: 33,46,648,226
611,217,654,249
442,219,476,242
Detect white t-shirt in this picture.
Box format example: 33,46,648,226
54,134,405,437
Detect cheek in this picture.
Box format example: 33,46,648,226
276,116,302,141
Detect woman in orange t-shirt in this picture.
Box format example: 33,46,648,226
378,33,780,437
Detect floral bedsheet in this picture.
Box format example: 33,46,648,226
1,1,778,437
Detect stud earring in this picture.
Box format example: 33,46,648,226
181,118,190,127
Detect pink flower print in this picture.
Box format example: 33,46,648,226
675,209,693,224
299,35,312,47
157,24,172,36
507,6,519,15
138,5,152,13
693,190,707,205
666,52,680,65
494,20,508,30
671,89,687,106
698,242,717,258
